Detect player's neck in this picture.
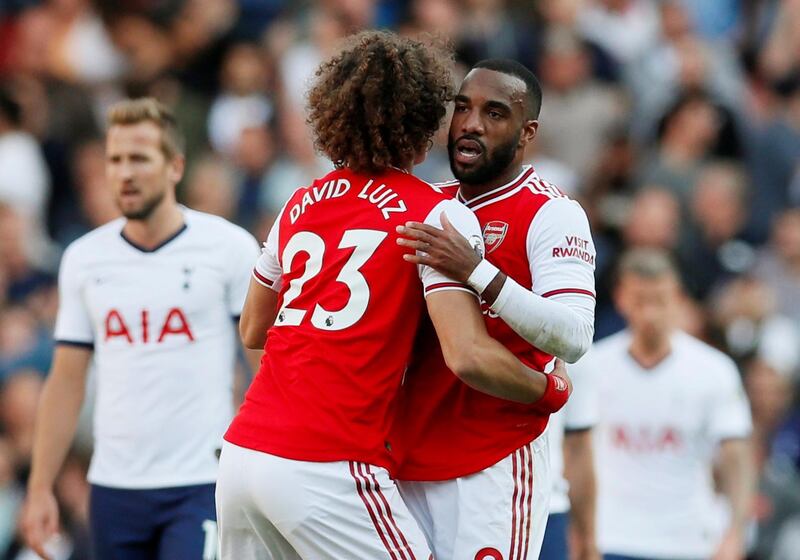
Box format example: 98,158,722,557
123,202,185,251
458,163,526,201
628,332,673,370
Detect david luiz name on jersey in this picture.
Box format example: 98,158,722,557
288,177,408,224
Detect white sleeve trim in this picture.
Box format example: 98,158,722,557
254,206,285,292
417,199,484,294
424,284,480,298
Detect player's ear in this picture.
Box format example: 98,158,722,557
519,119,538,148
168,154,186,185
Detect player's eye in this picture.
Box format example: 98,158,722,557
488,110,503,119
454,104,468,113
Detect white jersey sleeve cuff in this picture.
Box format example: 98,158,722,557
418,199,484,296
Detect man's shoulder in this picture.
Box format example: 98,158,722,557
64,217,126,259
592,330,631,358
431,179,460,198
184,208,256,245
393,171,453,204
459,166,578,216
673,331,739,375
519,170,584,217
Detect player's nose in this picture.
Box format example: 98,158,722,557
461,108,485,136
117,160,135,180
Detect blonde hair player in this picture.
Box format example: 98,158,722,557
21,98,260,560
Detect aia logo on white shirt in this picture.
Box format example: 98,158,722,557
482,221,508,254
611,425,683,453
104,308,195,344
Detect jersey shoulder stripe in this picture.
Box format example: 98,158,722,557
253,269,275,288
458,167,535,209
525,172,569,200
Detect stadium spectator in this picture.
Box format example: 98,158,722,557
576,0,660,65
713,278,800,378
537,28,627,181
183,154,239,221
754,208,800,329
0,90,51,261
679,161,755,298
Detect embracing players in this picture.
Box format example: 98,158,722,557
393,59,597,560
216,33,571,559
21,98,259,559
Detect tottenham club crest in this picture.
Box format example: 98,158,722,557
482,221,508,254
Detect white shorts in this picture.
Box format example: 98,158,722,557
216,441,431,560
399,435,550,560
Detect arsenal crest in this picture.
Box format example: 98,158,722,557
482,221,508,254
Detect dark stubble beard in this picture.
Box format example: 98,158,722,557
448,132,520,186
119,188,166,221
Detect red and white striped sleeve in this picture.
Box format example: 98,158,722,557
419,198,484,298
253,209,284,292
527,198,596,301
486,198,596,363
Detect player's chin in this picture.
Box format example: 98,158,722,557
450,158,470,174
453,162,487,183
119,202,151,220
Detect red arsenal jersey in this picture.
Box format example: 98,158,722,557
225,167,482,470
393,166,596,480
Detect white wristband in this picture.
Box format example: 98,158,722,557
467,259,500,294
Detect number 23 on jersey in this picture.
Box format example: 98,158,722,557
275,229,387,332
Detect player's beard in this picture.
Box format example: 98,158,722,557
118,188,166,221
448,132,520,186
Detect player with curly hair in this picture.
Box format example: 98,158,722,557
216,31,567,559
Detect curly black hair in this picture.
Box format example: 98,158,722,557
307,31,454,174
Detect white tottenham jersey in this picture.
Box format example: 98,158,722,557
548,356,598,514
54,208,259,489
591,330,752,559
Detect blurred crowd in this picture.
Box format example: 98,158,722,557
0,0,799,558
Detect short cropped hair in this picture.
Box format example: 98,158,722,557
307,31,454,174
616,248,679,282
473,59,543,119
107,98,185,159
